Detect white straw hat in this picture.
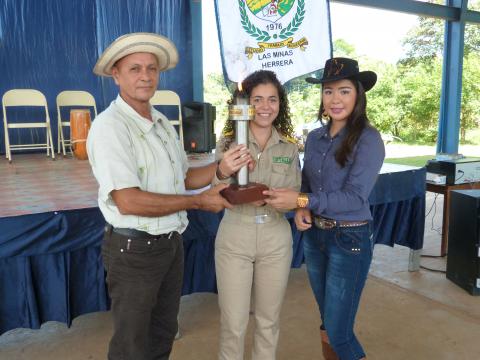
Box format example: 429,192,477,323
93,32,179,77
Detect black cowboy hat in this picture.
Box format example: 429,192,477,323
305,57,377,92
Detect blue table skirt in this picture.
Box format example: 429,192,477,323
0,167,426,335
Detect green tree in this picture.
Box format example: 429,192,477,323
366,63,403,137
287,85,321,132
402,0,480,62
461,53,480,141
204,72,230,136
400,0,480,142
333,38,357,58
397,60,442,142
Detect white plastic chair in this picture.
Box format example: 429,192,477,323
150,90,184,147
2,89,55,162
56,91,97,155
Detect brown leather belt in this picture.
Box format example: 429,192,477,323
313,216,368,230
105,224,176,240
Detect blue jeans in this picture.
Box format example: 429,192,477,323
303,223,373,360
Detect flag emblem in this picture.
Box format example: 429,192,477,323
247,0,296,24
215,0,332,84
240,0,304,42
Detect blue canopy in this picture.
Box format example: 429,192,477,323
0,0,195,153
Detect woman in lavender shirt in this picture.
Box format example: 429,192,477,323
264,57,385,360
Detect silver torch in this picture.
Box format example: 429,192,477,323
220,87,268,205
228,91,255,186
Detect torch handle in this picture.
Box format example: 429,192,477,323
236,120,249,186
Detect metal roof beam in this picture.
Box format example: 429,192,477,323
464,9,480,23
331,0,459,20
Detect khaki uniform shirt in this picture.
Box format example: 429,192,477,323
87,95,189,235
214,127,301,217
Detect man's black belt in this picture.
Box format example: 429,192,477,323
105,224,175,239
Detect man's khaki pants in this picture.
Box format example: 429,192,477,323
215,210,293,360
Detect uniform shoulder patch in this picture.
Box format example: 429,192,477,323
282,134,298,144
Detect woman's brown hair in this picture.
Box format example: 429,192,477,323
320,79,371,167
221,70,294,151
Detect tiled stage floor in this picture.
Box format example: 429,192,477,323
0,154,98,217
0,153,215,218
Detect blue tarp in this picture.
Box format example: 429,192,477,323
0,0,194,154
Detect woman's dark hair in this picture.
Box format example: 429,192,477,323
221,70,294,151
319,78,370,167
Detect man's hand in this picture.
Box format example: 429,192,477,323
294,208,312,231
263,188,298,210
197,183,233,212
218,144,254,178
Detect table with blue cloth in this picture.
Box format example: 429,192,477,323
0,164,425,335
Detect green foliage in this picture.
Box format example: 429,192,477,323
461,53,480,141
398,60,442,142
401,0,480,62
365,62,403,135
203,73,230,137
333,39,357,58
287,86,321,131
401,17,444,64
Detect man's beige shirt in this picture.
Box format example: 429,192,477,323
214,128,301,216
87,95,189,235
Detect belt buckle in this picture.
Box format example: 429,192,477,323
317,218,335,229
255,214,268,224
323,219,335,229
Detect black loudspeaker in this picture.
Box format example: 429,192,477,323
446,189,480,295
182,102,216,153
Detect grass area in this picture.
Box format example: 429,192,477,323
384,155,434,167
385,154,480,167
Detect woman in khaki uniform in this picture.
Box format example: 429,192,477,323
213,70,301,360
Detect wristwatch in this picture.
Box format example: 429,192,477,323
296,193,309,208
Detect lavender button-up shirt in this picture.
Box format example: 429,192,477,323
302,124,385,221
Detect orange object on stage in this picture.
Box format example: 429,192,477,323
70,109,91,160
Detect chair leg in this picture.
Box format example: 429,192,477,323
4,129,7,159
47,124,55,159
68,125,73,156
45,123,50,157
59,123,66,156
61,123,67,156
57,121,62,154
62,126,67,156
4,128,12,162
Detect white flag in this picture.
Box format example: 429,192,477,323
215,0,332,84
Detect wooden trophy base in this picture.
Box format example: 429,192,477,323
220,183,269,205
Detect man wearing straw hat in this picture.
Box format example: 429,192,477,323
87,32,250,360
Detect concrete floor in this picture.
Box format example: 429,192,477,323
1,192,479,360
